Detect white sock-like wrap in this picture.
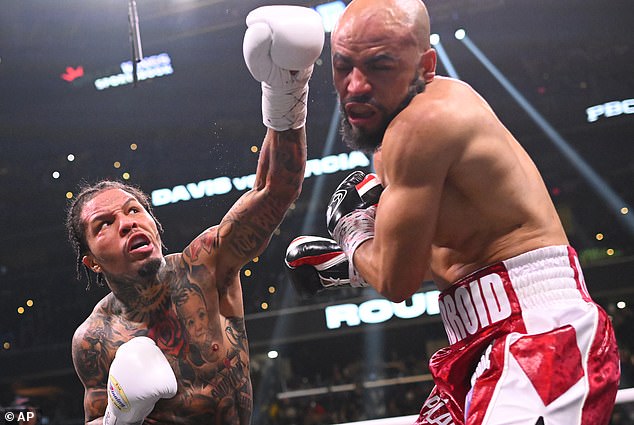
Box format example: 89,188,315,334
332,205,376,288
260,67,312,131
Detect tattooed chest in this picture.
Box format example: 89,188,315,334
152,350,252,425
142,292,250,389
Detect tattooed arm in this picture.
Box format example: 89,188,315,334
71,315,111,425
183,128,306,282
223,314,253,424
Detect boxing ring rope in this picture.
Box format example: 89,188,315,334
277,375,634,425
331,388,634,425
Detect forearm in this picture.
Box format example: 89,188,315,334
81,387,107,425
86,417,104,425
353,238,424,303
354,204,433,302
349,238,407,301
243,5,321,203
220,4,320,265
254,127,306,203
218,129,305,263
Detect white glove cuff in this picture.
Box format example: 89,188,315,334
261,81,309,131
332,207,375,287
104,403,117,425
104,401,145,425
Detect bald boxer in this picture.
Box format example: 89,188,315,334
286,0,620,424
67,6,324,425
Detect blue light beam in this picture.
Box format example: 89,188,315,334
459,34,634,236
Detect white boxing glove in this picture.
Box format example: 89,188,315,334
104,337,177,425
243,5,325,131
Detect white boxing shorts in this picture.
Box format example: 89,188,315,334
415,246,620,425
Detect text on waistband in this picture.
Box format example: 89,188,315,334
439,272,512,344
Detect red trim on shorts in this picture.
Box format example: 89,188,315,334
421,247,619,425
567,246,593,302
464,338,507,425
437,262,526,346
580,305,620,424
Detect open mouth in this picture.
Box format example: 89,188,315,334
346,103,376,120
127,233,152,253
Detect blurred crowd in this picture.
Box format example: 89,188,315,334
249,342,634,425
2,290,633,424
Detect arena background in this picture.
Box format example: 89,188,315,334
1,0,633,423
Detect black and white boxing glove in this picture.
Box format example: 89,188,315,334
243,5,325,131
285,236,368,298
104,337,177,425
326,171,384,287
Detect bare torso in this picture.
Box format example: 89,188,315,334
73,253,251,425
375,76,568,291
72,128,305,425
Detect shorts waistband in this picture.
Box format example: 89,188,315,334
503,245,591,309
437,246,591,345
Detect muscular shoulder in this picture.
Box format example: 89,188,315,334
382,77,496,182
72,294,114,343
178,226,243,292
404,78,489,135
71,294,144,386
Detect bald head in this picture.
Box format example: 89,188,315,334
330,0,436,153
333,0,431,52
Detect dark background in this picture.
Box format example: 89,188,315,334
1,0,633,423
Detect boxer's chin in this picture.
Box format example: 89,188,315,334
340,116,385,154
138,257,163,279
340,75,427,154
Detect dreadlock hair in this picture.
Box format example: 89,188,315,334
65,180,164,290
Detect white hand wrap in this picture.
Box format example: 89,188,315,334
243,5,324,131
260,67,313,131
332,205,376,288
104,337,177,425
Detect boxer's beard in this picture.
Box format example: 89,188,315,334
340,75,426,154
138,257,163,278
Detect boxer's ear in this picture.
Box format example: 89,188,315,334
82,255,101,273
420,48,437,83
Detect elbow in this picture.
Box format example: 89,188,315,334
372,269,424,303
370,259,427,302
375,280,417,303
379,290,413,304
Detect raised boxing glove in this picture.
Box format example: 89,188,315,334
243,5,325,131
104,337,177,425
326,171,384,287
285,236,368,298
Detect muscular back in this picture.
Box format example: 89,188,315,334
72,251,251,425
377,77,568,291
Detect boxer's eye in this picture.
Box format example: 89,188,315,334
334,63,352,73
96,220,112,232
